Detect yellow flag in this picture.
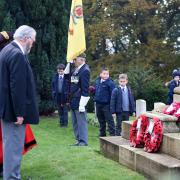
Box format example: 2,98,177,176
66,0,86,62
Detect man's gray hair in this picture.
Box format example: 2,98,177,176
13,25,36,40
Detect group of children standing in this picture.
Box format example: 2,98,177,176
94,68,135,136
52,64,180,138
52,65,136,136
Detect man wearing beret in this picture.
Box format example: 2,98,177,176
68,53,90,146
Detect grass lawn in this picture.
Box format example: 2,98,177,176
9,114,145,180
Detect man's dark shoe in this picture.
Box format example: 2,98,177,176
60,125,68,128
99,134,106,137
78,142,88,146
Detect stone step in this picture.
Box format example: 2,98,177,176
160,133,180,160
100,136,180,180
122,121,180,160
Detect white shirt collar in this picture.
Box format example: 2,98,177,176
100,79,106,83
74,63,85,74
14,40,25,54
120,85,127,89
59,74,64,78
77,63,85,70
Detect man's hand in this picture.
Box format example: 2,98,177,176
15,116,24,125
79,106,85,112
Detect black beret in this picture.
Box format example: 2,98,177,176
172,70,180,78
77,52,86,59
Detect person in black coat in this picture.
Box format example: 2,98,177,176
0,30,14,178
94,68,115,136
0,25,39,179
167,70,180,105
68,53,90,146
52,64,69,127
110,74,135,136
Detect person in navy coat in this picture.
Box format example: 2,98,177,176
0,30,14,177
68,53,90,146
167,70,180,105
0,25,39,180
52,64,69,127
94,68,115,137
110,73,135,135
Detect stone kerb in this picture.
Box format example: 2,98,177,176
144,112,179,133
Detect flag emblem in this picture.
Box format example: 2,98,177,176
74,5,83,19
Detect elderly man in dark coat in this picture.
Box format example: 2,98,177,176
0,25,39,180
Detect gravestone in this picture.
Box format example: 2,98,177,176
153,102,166,113
136,99,146,118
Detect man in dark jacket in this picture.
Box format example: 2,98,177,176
69,53,90,146
0,25,39,179
52,64,68,127
94,68,115,137
0,30,14,178
110,73,135,135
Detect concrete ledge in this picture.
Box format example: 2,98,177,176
160,133,180,160
121,121,132,139
122,121,180,159
136,149,180,180
100,136,180,180
144,112,177,122
144,112,179,133
100,136,129,162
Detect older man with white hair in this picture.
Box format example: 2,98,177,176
0,25,39,180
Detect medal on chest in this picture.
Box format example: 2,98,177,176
71,75,79,84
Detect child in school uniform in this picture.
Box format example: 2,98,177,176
110,74,135,136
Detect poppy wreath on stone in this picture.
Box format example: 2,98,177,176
173,103,180,121
163,102,180,115
130,115,149,148
144,117,163,153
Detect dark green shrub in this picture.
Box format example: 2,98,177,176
128,66,168,110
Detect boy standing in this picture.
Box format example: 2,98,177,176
110,74,135,136
94,68,115,136
52,64,68,127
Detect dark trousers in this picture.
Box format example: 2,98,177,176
116,111,129,136
58,105,68,127
96,103,115,136
57,93,68,127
